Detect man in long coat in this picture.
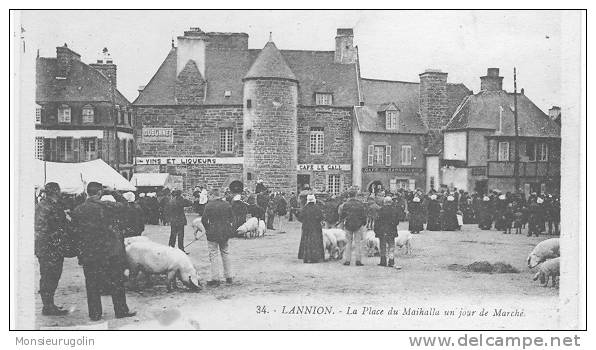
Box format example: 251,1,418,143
297,195,325,263
201,189,234,286
71,182,135,321
34,182,70,316
121,192,145,238
339,190,367,266
166,190,193,253
374,196,400,267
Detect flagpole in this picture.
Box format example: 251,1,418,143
513,68,521,193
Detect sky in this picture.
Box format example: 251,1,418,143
21,10,565,112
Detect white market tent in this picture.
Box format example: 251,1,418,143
33,159,137,194
129,173,170,187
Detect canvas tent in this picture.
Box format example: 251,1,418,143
129,173,182,192
33,159,136,194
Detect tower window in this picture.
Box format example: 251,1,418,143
246,99,252,108
57,105,71,124
315,93,333,106
498,141,510,161
309,127,324,155
220,128,234,153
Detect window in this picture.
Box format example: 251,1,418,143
309,127,324,155
315,93,333,106
374,146,385,165
385,110,398,130
128,140,134,164
220,128,234,153
57,137,73,162
401,145,412,165
58,105,71,123
35,137,44,160
498,141,510,161
536,143,548,161
389,179,398,193
82,138,97,161
128,111,132,126
119,108,125,125
526,141,536,161
35,105,42,124
82,105,94,124
328,174,341,195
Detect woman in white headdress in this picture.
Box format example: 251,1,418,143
408,196,425,234
442,195,459,231
297,194,324,263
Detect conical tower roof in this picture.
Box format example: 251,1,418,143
244,41,297,82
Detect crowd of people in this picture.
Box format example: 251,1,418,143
34,177,560,321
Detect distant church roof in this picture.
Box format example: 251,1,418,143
243,41,297,82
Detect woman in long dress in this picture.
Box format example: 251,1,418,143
426,194,442,231
297,195,325,263
408,196,425,234
442,195,459,231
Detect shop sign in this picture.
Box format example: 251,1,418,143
142,128,173,143
362,167,424,175
135,157,244,165
297,164,351,171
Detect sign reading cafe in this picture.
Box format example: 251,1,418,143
142,128,173,143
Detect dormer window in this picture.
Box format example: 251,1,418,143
57,105,71,124
385,110,398,130
315,93,333,106
82,105,94,124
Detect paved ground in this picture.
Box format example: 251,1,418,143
34,216,560,330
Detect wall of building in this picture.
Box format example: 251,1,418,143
467,130,493,166
359,132,426,192
441,167,469,191
443,131,467,161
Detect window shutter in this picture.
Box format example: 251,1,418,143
367,145,374,166
56,139,63,161
73,138,80,162
385,115,390,129
97,139,103,160
385,145,392,166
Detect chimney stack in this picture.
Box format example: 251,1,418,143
334,28,356,64
480,68,503,91
419,69,449,130
56,43,81,78
177,27,208,77
89,47,117,87
549,106,561,121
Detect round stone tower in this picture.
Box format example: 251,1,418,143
242,40,298,194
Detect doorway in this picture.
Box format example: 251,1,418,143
297,174,310,193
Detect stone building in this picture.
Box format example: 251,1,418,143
35,45,135,179
353,73,471,193
133,28,358,194
442,68,561,195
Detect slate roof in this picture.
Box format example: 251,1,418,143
36,57,130,106
134,43,359,107
244,41,296,82
355,78,471,134
444,90,560,138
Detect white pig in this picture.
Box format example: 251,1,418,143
237,217,259,238
364,230,380,257
322,229,339,260
527,238,560,268
191,217,205,239
394,230,413,255
126,240,201,292
327,228,347,259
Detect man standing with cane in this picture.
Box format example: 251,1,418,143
166,189,193,254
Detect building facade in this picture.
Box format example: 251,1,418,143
35,45,135,179
442,68,561,195
353,74,471,193
133,28,358,194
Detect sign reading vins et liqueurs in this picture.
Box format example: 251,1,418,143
362,167,424,174
135,157,244,165
142,127,173,143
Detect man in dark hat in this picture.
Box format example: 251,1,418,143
71,182,135,321
34,182,69,316
166,189,193,253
